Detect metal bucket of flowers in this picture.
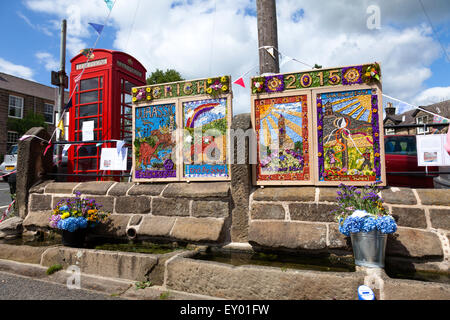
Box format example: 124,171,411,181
333,183,397,268
49,192,109,247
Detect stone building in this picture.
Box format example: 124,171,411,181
383,100,450,135
0,72,68,160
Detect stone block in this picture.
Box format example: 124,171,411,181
115,196,150,214
162,182,230,199
129,215,143,226
253,187,315,202
41,247,158,282
381,188,417,205
429,209,450,230
328,223,351,250
29,194,52,211
52,196,76,208
138,216,176,237
386,227,443,258
416,189,450,206
250,203,285,220
289,203,337,222
93,214,131,238
0,244,47,264
74,181,116,195
390,206,427,229
107,183,135,196
383,278,450,300
45,182,79,194
152,198,190,216
192,200,229,218
29,180,53,194
127,184,167,196
170,217,224,242
248,221,327,250
318,187,339,202
23,210,53,229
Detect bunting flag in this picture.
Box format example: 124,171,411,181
88,23,104,35
64,97,73,110
104,0,115,11
445,127,450,154
80,48,95,59
44,143,52,156
266,47,276,59
57,119,65,137
233,77,246,88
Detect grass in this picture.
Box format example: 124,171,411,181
159,291,170,300
46,264,63,275
135,280,152,290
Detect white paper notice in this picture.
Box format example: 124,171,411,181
100,148,128,171
82,120,95,141
416,134,444,166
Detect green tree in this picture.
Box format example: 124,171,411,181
7,112,48,136
146,69,184,85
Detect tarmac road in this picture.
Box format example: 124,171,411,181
0,271,122,300
0,182,12,210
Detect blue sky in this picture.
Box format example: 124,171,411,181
0,0,449,115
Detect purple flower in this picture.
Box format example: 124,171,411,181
265,75,284,92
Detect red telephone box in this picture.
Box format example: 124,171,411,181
68,49,146,181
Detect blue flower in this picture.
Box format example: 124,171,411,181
361,216,377,232
376,215,397,234
57,217,88,232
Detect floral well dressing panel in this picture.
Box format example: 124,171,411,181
134,103,177,180
255,95,311,182
182,98,229,178
316,89,382,183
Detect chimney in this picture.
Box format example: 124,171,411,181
385,102,396,115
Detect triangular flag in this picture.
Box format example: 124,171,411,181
233,77,246,88
80,48,95,59
104,0,115,11
64,97,73,110
44,143,52,156
265,47,276,59
57,119,65,137
88,23,104,35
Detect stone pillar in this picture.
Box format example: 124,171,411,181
230,113,254,242
16,127,53,218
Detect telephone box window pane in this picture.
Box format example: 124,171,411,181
80,91,98,104
78,145,98,157
100,77,103,88
80,78,99,91
124,94,132,104
77,158,97,171
79,104,99,117
99,90,103,101
124,81,134,93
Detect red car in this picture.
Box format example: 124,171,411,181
384,135,438,188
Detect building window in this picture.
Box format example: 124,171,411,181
416,116,429,134
385,128,395,135
8,95,23,119
44,103,54,124
7,131,19,151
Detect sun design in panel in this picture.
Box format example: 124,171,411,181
317,89,381,182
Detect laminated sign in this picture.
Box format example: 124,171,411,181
251,63,386,186
132,76,232,182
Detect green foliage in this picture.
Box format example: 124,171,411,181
7,112,48,136
159,291,171,300
135,280,152,290
46,264,63,275
147,69,184,85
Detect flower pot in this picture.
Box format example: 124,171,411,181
61,228,87,248
350,230,387,268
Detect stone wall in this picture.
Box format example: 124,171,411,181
249,186,450,273
24,180,231,244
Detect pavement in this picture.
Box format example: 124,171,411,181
0,271,121,300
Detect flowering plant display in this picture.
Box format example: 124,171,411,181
252,77,265,94
206,76,229,97
132,87,152,102
362,62,381,84
333,183,397,236
265,75,284,93
49,192,109,232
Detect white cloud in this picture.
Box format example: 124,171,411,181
413,86,450,106
17,11,53,36
0,57,34,80
23,0,449,115
35,52,59,71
